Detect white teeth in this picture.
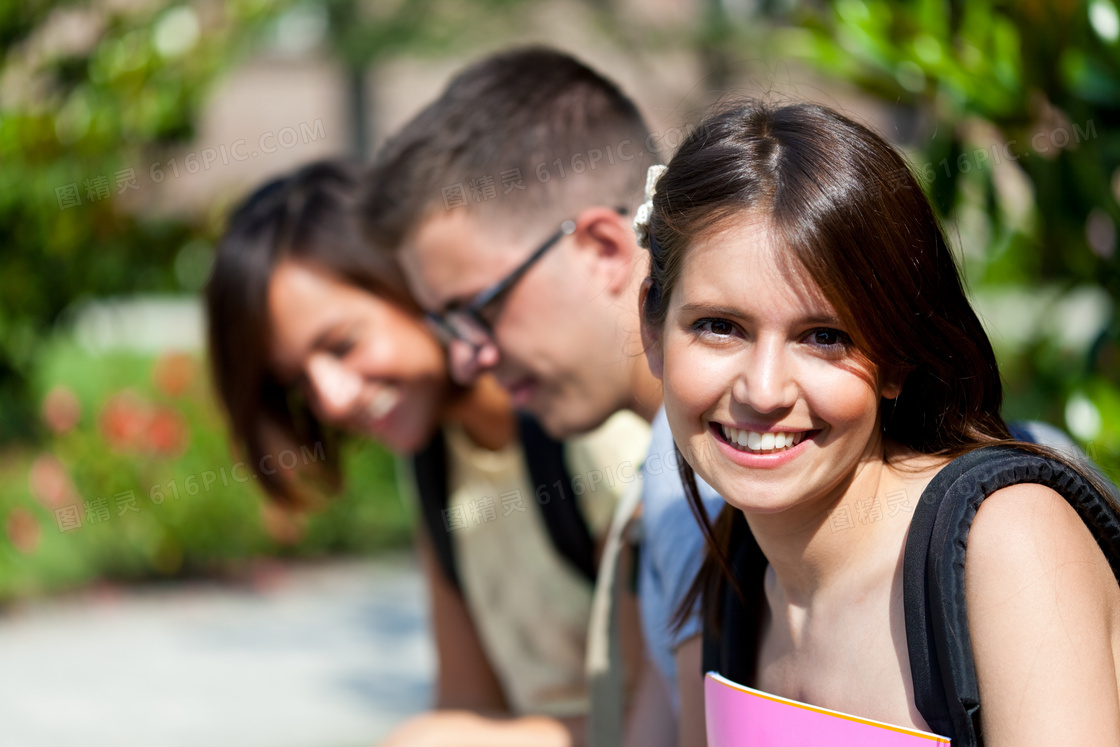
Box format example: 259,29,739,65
368,387,400,419
721,425,808,454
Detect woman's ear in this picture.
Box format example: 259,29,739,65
879,366,906,400
639,278,664,380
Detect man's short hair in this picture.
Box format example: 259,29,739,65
361,46,655,251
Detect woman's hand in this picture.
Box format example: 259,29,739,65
675,636,707,747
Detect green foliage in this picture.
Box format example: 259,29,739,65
0,0,290,441
0,338,411,601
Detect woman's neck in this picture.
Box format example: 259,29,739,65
440,374,516,451
745,437,918,607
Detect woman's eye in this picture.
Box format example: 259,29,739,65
806,328,851,348
694,318,738,337
330,338,357,358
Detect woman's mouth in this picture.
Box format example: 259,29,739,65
365,386,401,422
716,423,813,454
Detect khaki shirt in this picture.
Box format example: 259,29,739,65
436,410,650,716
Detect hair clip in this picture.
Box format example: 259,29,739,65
633,164,668,250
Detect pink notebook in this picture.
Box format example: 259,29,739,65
706,672,952,746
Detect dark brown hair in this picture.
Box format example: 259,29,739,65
360,46,654,252
205,159,418,507
643,101,1117,631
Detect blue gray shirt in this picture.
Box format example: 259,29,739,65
637,408,723,711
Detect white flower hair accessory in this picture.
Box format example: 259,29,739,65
633,164,668,250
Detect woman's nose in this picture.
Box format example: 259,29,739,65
305,354,362,422
732,341,797,414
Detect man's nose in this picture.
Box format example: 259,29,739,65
448,339,500,385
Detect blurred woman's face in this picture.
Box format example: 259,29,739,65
267,259,449,453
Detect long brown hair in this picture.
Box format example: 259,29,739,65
641,100,1116,631
205,160,420,507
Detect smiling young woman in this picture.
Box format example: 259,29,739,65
638,101,1120,746
655,215,903,522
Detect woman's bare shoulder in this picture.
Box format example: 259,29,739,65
964,482,1120,744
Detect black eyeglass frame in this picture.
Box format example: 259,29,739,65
424,207,626,349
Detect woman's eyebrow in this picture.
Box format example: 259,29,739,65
800,313,844,326
676,302,748,318
675,301,843,326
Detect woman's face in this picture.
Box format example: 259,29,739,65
647,216,901,516
267,259,449,454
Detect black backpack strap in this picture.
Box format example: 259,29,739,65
517,413,598,584
412,417,598,591
410,428,460,589
904,445,1120,744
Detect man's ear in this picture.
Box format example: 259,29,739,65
572,206,639,296
639,278,664,380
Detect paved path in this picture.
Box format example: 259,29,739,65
0,556,433,747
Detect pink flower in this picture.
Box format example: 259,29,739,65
99,390,149,452
99,391,190,457
6,508,41,555
41,386,81,434
146,407,188,458
28,453,78,509
153,352,195,398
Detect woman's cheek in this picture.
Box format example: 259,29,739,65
662,338,722,414
803,362,881,441
661,339,733,468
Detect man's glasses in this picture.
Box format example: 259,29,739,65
423,218,577,350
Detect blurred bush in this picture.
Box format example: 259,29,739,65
0,0,297,442
0,336,410,601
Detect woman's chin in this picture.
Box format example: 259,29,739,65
375,419,440,455
698,472,810,517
